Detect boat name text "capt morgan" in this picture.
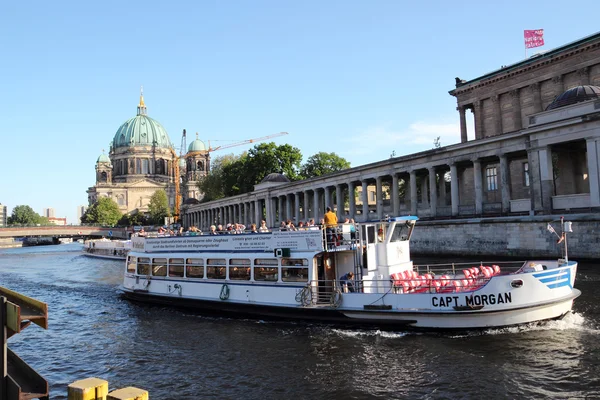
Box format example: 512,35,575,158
431,293,512,307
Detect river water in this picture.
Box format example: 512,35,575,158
0,243,599,399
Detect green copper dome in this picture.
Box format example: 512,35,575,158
97,153,110,163
188,138,207,152
112,94,173,150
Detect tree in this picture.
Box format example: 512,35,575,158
81,197,122,226
148,189,171,224
198,154,243,202
118,211,148,227
7,205,46,225
242,143,303,190
300,152,351,179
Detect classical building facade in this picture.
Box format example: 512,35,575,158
87,94,211,219
0,203,6,227
182,32,600,231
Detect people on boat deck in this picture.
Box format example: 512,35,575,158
279,221,287,231
259,220,269,233
209,225,217,235
286,220,297,231
339,272,355,293
324,207,338,245
250,223,258,233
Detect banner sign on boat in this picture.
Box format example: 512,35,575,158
140,231,324,253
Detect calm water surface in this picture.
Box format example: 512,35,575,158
0,244,599,399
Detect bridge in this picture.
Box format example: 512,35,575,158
0,226,129,239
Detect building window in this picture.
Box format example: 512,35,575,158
486,167,498,191
142,159,149,174
369,191,376,202
523,162,530,187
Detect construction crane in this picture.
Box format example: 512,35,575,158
173,131,289,224
207,132,288,153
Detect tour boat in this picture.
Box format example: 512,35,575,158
120,217,580,330
83,238,132,260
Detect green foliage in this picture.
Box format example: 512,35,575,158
198,154,242,202
244,143,303,185
198,143,303,200
7,205,47,225
118,212,148,227
299,152,350,179
148,189,171,224
81,197,122,226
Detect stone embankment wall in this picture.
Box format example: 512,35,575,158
0,238,22,248
411,214,600,260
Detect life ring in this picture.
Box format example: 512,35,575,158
219,283,230,300
330,289,342,308
295,286,312,306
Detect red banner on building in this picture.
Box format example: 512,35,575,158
524,29,544,49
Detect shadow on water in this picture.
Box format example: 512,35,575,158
0,246,599,399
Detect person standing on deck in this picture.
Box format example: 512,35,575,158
324,207,338,245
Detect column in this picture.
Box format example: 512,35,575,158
458,106,468,143
295,192,301,223
492,94,502,136
538,147,554,213
499,154,511,214
450,163,459,216
438,171,446,207
335,184,343,220
376,176,383,219
324,186,331,209
579,67,590,86
286,194,292,222
254,199,262,224
587,138,600,207
474,100,483,139
473,159,483,215
302,190,310,221
277,196,283,224
410,170,417,216
428,167,437,217
265,197,274,228
392,174,399,217
510,90,522,130
361,180,369,221
553,75,564,94
313,189,320,221
530,83,542,114
348,182,356,220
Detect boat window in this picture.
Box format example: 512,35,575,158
254,267,278,281
229,259,251,280
282,267,309,282
390,223,409,242
127,256,136,273
230,259,251,265
152,258,167,277
137,257,151,275
186,258,204,279
169,258,184,277
229,267,251,280
365,225,376,244
207,258,226,279
281,258,308,266
254,258,279,266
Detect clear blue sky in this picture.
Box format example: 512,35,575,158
1,0,598,224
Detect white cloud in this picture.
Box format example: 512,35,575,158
341,118,468,166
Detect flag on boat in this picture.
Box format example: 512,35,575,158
547,223,556,234
525,29,544,49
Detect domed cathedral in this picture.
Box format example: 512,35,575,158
181,132,211,202
86,91,178,216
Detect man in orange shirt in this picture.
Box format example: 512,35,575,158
324,207,338,246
